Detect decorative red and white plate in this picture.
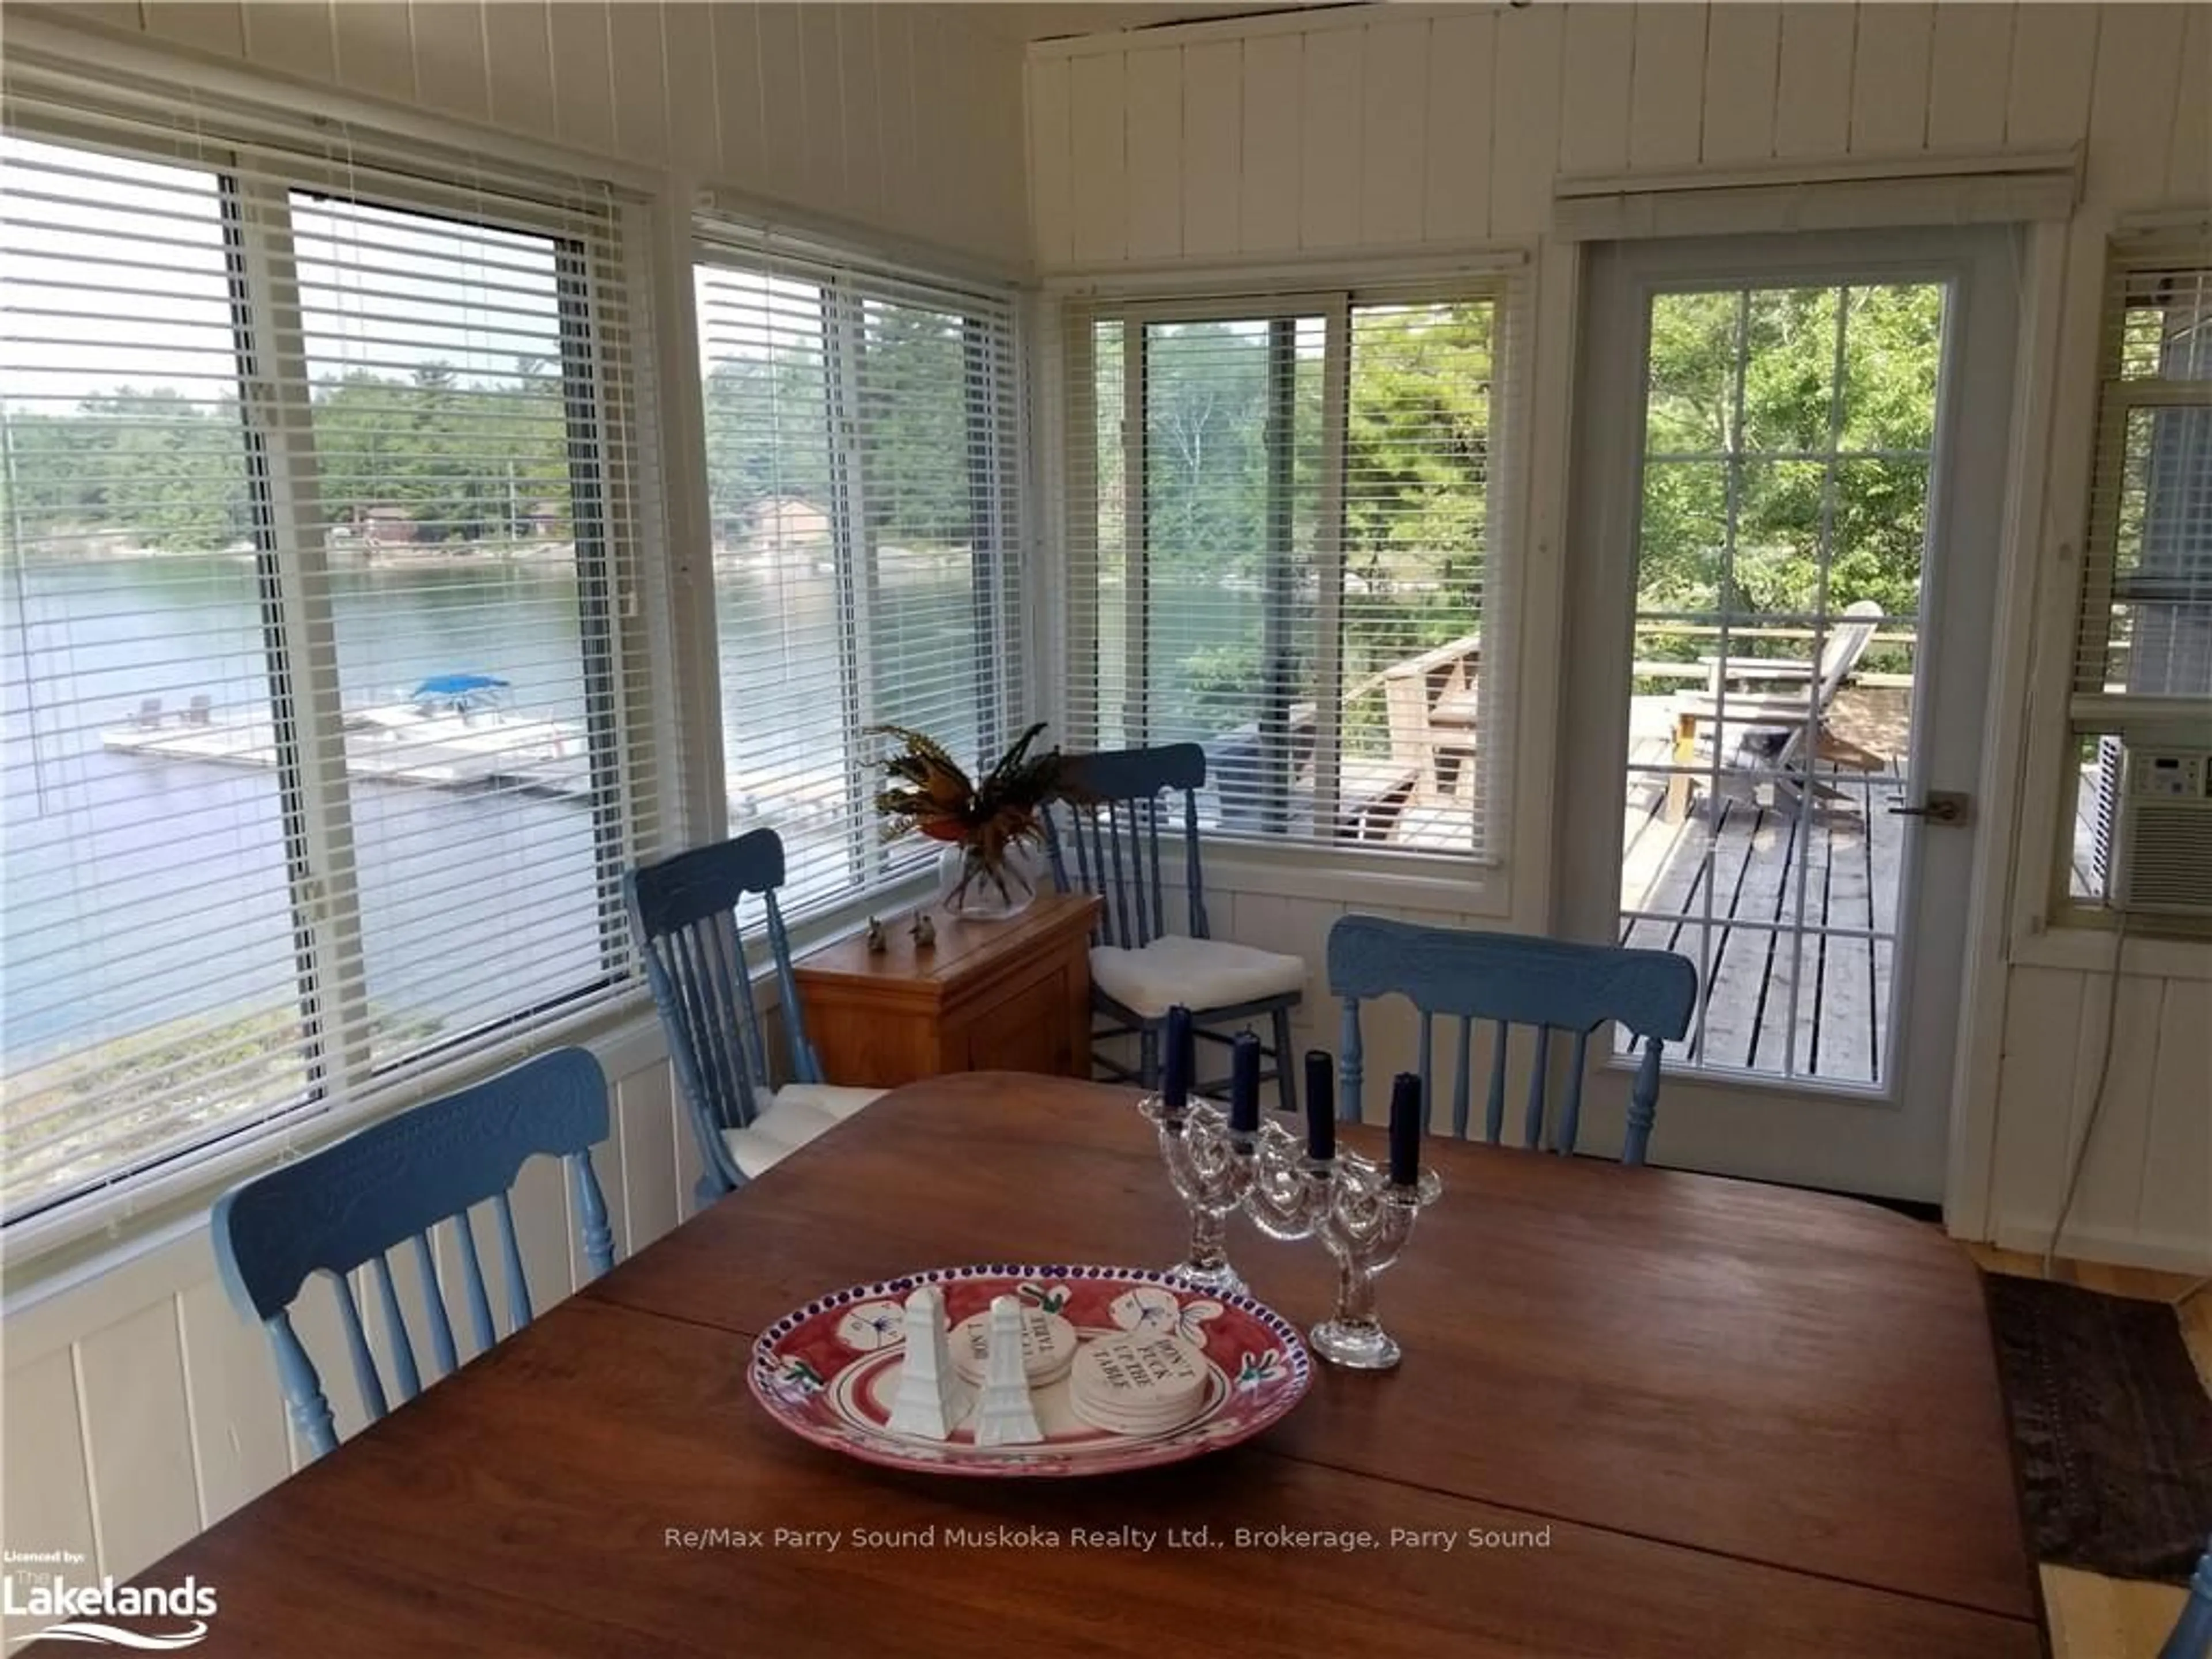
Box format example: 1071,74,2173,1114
748,1264,1311,1478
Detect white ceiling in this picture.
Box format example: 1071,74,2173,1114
960,2,1357,44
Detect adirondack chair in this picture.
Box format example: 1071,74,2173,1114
1666,599,1887,820
211,1047,618,1460
628,830,882,1201
1042,744,1306,1111
1327,915,1697,1165
2165,1535,2212,1659
1379,630,1483,810
1208,631,1483,844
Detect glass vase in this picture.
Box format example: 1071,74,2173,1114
936,840,1039,920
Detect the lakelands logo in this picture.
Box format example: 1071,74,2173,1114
4,1551,217,1649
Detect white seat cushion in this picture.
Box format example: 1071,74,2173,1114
772,1081,882,1123
719,1084,885,1179
1089,934,1306,1020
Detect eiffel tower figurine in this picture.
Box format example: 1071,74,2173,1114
971,1294,1043,1446
886,1285,965,1440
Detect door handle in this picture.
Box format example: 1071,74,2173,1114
1887,790,1969,825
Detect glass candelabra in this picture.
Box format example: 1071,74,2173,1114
1137,1092,1253,1296
1306,1155,1442,1370
1137,1092,1441,1369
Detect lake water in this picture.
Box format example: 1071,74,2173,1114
0,554,990,1077
0,552,1279,1090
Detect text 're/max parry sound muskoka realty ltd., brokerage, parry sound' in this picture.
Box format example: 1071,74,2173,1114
664,1526,1555,1554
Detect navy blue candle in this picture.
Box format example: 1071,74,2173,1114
1388,1072,1423,1187
1162,1005,1193,1110
1229,1033,1261,1133
1304,1051,1335,1161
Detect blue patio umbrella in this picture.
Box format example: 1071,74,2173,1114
412,673,510,698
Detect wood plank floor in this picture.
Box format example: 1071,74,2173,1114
1968,1245,2212,1659
1619,727,1905,1083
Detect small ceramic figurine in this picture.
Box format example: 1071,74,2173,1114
972,1294,1044,1447
910,910,937,950
886,1285,965,1441
865,915,888,954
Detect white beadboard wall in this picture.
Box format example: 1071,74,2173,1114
1025,2,2212,1271
30,0,1032,268
1027,2,2208,264
0,1017,696,1643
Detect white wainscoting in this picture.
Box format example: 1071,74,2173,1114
1989,966,2212,1273
0,1013,695,1645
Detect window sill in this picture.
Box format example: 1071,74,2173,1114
1,998,667,1297
779,870,940,960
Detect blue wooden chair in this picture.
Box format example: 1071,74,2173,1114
1327,914,1698,1164
211,1047,616,1461
627,828,880,1203
2165,1536,2212,1659
1042,744,1305,1111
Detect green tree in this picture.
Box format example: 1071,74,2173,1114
856,301,970,543
1637,282,1943,652
1,388,250,554
1340,303,1492,682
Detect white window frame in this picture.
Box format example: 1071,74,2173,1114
688,225,1029,924
0,98,672,1254
1040,263,1530,911
2048,239,2212,938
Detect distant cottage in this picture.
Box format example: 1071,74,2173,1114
358,505,415,547
744,494,831,555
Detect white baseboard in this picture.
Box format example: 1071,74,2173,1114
1990,1216,2212,1277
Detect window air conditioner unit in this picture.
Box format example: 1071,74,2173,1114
2092,738,2212,916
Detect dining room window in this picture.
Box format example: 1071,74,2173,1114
1057,284,1516,866
693,233,1022,914
0,123,659,1233
2059,247,2212,915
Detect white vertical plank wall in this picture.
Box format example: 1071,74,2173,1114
20,1,1034,270
1021,2,2212,1274
1124,47,1184,262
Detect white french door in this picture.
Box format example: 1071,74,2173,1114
1559,228,2021,1202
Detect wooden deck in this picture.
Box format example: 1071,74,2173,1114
1618,703,1907,1085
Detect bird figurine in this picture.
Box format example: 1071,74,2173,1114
865,915,888,954
911,911,937,950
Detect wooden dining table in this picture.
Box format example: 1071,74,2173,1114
65,1073,2042,1657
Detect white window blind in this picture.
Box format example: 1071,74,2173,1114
694,232,1022,912
1058,286,1514,863
2077,255,2212,711
0,111,660,1231
2065,248,2212,908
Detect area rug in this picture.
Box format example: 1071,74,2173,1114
1986,1273,2212,1584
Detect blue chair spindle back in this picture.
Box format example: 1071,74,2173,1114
2164,1535,2212,1659
1327,915,1697,1165
628,829,819,1198
211,1047,616,1461
1043,743,1210,949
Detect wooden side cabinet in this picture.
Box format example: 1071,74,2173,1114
791,891,1102,1089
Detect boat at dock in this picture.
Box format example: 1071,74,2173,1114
101,674,592,800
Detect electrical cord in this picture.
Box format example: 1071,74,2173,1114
2041,906,2131,1275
